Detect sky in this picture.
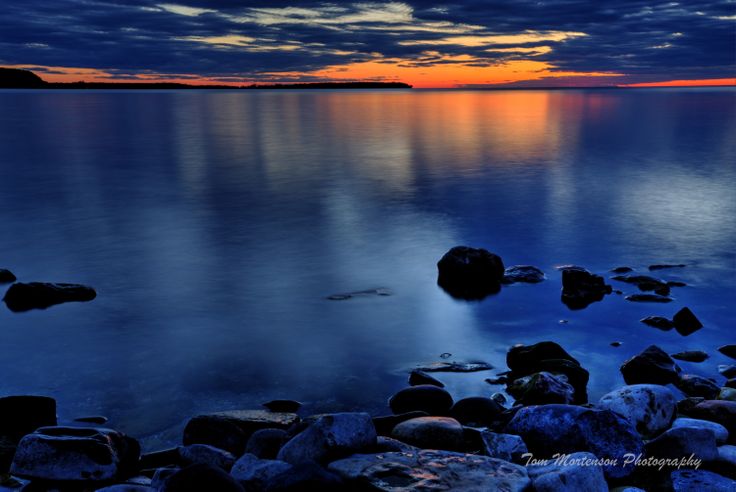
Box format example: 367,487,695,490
1,1,734,88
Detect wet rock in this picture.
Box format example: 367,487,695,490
507,341,580,372
611,266,633,273
718,387,736,402
479,430,528,463
673,307,703,336
74,415,108,425
437,246,505,300
688,400,736,437
326,288,391,300
718,345,736,360
408,370,444,387
276,412,376,465
612,274,671,295
183,410,299,456
611,341,622,347
713,445,736,477
373,411,429,436
675,374,721,399
391,416,464,451
373,436,418,453
507,372,575,405
667,280,687,287
96,485,154,492
672,350,709,362
527,452,608,492
671,418,729,444
0,269,16,284
503,265,545,284
485,376,509,385
0,395,57,442
267,462,344,491
645,427,718,463
140,448,180,469
389,385,453,415
11,426,140,482
727,379,736,389
560,266,612,309
262,400,301,413
649,263,686,270
159,463,243,492
244,428,289,460
229,453,292,490
671,469,736,491
449,397,505,427
414,360,493,372
151,467,179,489
598,384,677,437
620,345,681,385
3,282,96,312
177,444,235,471
328,449,531,491
641,316,674,330
677,397,706,415
625,293,673,303
719,365,736,378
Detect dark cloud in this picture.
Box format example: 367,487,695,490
0,1,733,84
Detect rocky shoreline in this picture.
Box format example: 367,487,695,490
1,247,735,491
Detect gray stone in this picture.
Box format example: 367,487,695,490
177,444,235,471
598,384,677,437
671,469,736,491
391,417,464,451
229,453,291,490
672,418,729,444
688,400,736,436
507,372,575,405
527,452,607,492
479,431,528,463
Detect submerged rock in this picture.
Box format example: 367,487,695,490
389,385,454,415
74,415,108,425
437,246,505,300
641,316,674,330
649,263,686,271
612,274,671,295
391,416,464,451
560,266,612,309
719,365,736,378
414,360,493,372
598,384,677,437
503,265,545,284
3,282,96,312
527,451,608,492
672,350,709,362
675,374,721,399
408,370,444,387
672,307,703,336
326,288,391,301
717,345,736,360
620,345,681,385
0,269,16,284
625,293,673,303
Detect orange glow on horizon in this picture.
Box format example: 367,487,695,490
623,78,736,87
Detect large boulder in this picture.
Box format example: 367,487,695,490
620,345,681,385
11,426,140,482
527,452,608,492
328,450,530,491
276,412,376,465
3,282,96,312
229,453,292,491
559,266,612,309
449,397,505,427
670,469,736,491
388,385,453,416
507,372,575,405
675,374,721,399
598,384,677,437
391,417,464,451
0,395,57,442
437,246,505,299
244,428,289,459
645,427,719,463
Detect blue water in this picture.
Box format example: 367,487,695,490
0,88,734,449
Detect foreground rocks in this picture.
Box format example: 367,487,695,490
436,246,505,299
3,281,97,312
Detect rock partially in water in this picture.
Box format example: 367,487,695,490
437,246,505,300
11,426,140,482
727,379,736,389
719,365,736,378
177,444,235,471
245,428,289,460
408,370,444,388
449,397,505,427
671,350,709,362
717,345,736,360
160,463,243,492
625,293,673,303
598,384,677,437
507,341,580,372
0,395,57,442
640,316,674,330
328,449,531,491
262,400,302,413
612,274,671,295
74,415,109,425
0,269,16,284
687,400,736,436
649,263,686,271
326,288,392,301
645,427,718,463
611,266,634,274
675,374,721,399
503,265,546,284
414,360,493,372
372,411,429,436
527,451,608,492
560,266,612,309
479,431,528,463
672,307,703,336
3,282,97,312
229,454,291,491
671,418,729,444
389,385,454,416
391,416,464,451
718,387,736,402
507,372,575,406
670,469,735,492
620,345,681,385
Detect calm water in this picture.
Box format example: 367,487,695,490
1,88,734,449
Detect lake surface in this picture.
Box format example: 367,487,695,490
1,88,734,449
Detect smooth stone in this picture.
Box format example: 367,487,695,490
667,280,687,287
675,374,721,399
388,385,454,415
625,293,673,303
718,387,736,402
672,307,703,336
649,263,686,270
328,450,531,491
672,418,729,444
11,426,140,482
0,395,57,442
670,469,736,491
372,436,418,453
183,410,299,456
611,266,633,273
408,370,444,387
641,316,674,330
507,372,575,406
437,246,505,300
507,341,580,372
276,412,376,465
560,266,612,309
159,463,243,492
3,282,96,312
718,345,736,360
714,445,736,476
244,428,289,460
177,444,235,471
479,430,528,463
688,400,736,436
229,453,292,490
527,451,608,492
0,269,16,283
598,384,677,437
449,396,505,427
74,415,108,425
672,350,709,362
620,345,681,385
414,361,493,372
645,427,718,462
262,400,302,413
503,265,545,284
373,411,429,436
391,417,464,451
611,341,623,347
266,462,344,491
719,365,736,378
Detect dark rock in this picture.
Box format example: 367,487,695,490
262,400,302,413
74,415,108,425
389,385,453,415
507,372,575,405
276,412,376,465
512,358,589,404
625,293,673,303
672,418,729,444
373,411,429,436
612,274,671,295
160,463,243,492
611,341,622,347
677,397,706,415
326,288,391,300
611,266,634,273
620,345,681,385
688,400,736,437
503,265,545,284
641,316,674,330
391,416,464,451
560,266,612,309
598,384,677,437
267,462,344,492
645,427,718,463
0,395,57,442
3,282,96,312
479,430,528,463
718,387,736,402
675,374,721,399
673,307,703,336
11,426,140,482
719,365,736,378
437,246,505,300
96,485,154,492
649,263,686,270
245,428,289,460
0,269,16,284
151,467,179,489
718,345,736,360
414,360,493,372
672,350,709,362
713,445,736,478
372,436,418,453
527,452,608,492
328,450,530,491
667,280,688,287
671,469,735,491
140,448,180,469
507,341,580,372
408,370,444,387
485,376,509,385
177,444,235,471
449,396,505,427
183,410,299,456
229,454,292,491
725,379,736,389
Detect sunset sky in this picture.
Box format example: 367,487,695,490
1,1,734,88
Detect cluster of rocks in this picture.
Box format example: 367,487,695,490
0,268,96,312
